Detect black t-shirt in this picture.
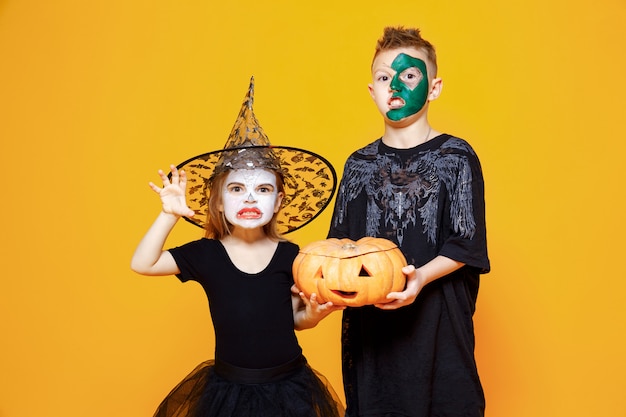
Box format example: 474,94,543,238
329,134,490,416
169,239,302,369
330,134,489,272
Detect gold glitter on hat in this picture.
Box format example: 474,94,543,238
173,77,337,234
212,77,282,177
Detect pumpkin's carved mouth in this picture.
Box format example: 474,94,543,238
331,290,358,298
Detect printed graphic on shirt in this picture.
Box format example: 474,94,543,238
334,137,477,245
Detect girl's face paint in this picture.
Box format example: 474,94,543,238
220,169,282,230
386,53,429,121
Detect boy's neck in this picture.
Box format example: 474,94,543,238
382,120,437,149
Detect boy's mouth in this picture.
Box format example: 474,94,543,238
388,97,405,109
237,208,262,219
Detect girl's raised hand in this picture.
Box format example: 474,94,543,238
149,165,195,218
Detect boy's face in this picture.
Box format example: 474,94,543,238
369,48,434,122
219,168,283,230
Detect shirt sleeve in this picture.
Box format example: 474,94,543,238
438,147,490,274
168,239,212,282
327,156,368,240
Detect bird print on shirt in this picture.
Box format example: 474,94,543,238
333,137,477,246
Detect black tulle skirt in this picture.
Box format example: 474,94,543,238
153,354,345,417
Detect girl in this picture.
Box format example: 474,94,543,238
131,79,344,417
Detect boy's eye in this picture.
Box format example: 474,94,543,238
399,69,422,88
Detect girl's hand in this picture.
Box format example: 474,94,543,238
149,165,195,218
292,284,345,330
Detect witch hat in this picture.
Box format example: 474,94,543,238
174,77,337,234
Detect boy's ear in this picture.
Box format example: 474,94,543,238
428,78,443,101
369,78,441,101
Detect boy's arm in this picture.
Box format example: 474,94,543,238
291,285,345,330
375,255,464,310
130,166,195,276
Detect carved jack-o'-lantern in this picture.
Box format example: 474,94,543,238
293,237,407,307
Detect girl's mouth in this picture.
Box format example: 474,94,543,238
237,208,262,219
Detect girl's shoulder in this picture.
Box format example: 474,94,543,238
278,240,299,255
170,237,221,253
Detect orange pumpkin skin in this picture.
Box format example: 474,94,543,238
293,237,407,307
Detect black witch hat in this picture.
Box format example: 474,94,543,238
174,77,337,234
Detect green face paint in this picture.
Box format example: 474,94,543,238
386,53,429,121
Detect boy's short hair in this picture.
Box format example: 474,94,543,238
374,26,438,76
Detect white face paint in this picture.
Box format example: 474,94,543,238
221,169,281,230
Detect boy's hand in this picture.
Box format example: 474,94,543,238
375,256,464,310
375,265,422,310
149,165,195,218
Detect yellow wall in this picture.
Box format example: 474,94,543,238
2,0,625,416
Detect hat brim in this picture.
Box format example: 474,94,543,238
172,145,337,234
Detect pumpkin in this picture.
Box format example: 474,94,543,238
293,237,407,307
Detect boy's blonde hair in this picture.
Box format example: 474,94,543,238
374,26,438,76
204,169,286,241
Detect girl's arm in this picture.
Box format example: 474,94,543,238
131,211,181,275
130,166,195,276
291,286,345,330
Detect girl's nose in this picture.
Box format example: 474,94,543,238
245,192,256,202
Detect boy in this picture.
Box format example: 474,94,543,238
327,26,490,417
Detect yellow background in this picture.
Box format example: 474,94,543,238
2,0,625,416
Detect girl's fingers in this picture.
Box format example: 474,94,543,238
169,165,188,185
148,182,161,194
169,166,178,183
157,169,171,186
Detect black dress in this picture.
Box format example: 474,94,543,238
154,239,343,417
329,134,490,417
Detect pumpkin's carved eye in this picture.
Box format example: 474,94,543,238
315,266,324,279
359,265,371,277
